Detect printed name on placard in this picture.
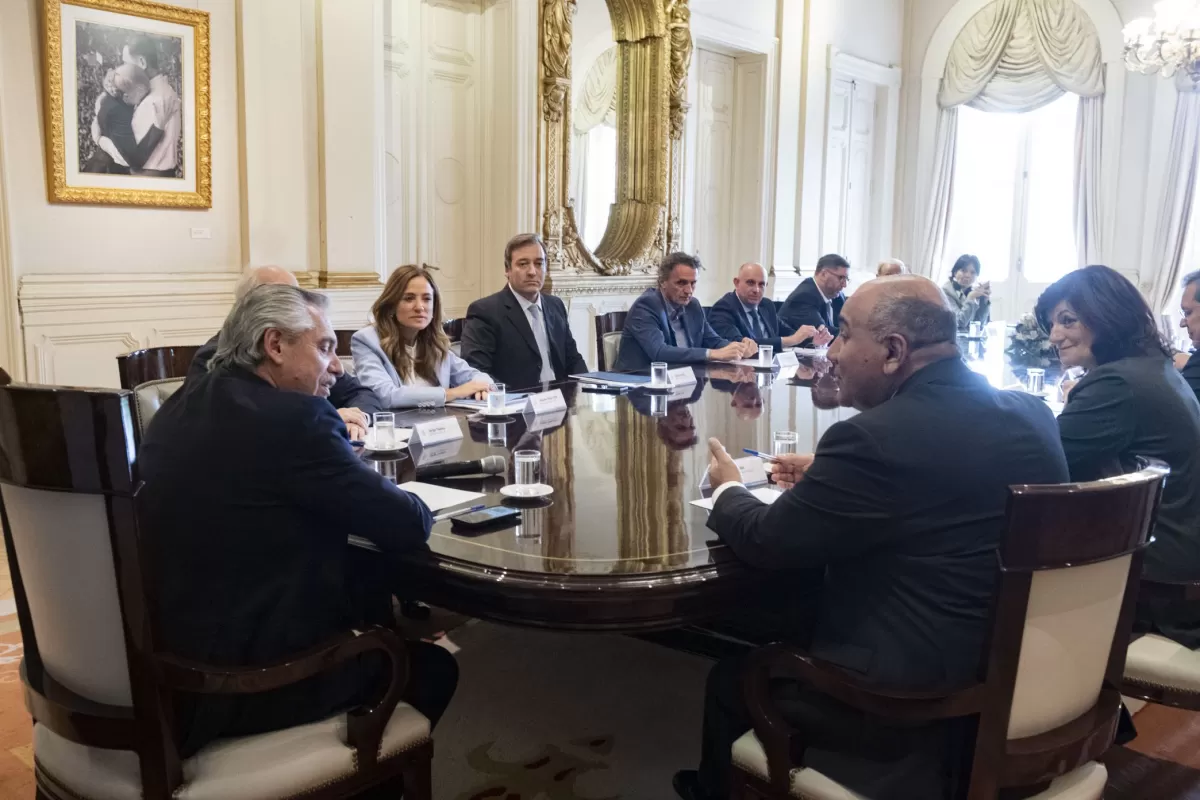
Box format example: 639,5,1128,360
667,366,698,386
526,388,568,414
414,416,464,446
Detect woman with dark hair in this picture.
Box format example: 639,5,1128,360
1036,265,1200,645
352,265,492,408
942,254,991,331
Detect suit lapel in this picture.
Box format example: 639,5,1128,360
501,291,540,357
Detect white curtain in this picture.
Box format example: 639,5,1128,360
1075,95,1104,266
573,46,618,134
1149,80,1200,314
918,0,1105,275
918,108,959,278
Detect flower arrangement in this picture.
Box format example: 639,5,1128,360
1005,313,1056,368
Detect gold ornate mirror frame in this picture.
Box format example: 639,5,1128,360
540,0,692,278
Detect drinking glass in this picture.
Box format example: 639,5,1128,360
969,321,983,337
758,345,774,367
487,383,506,415
1025,368,1045,395
650,362,670,388
513,450,541,493
372,412,395,450
773,431,798,457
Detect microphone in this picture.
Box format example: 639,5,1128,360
415,455,507,481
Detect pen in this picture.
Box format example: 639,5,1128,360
743,448,781,463
434,504,487,522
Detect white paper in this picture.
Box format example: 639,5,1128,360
728,357,779,369
699,456,769,489
667,366,698,386
447,400,528,414
792,347,829,357
691,486,783,510
775,351,800,367
414,416,464,445
526,389,568,414
396,481,486,513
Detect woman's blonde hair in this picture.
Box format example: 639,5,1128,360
372,264,450,385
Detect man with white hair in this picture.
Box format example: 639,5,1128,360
140,284,457,758
877,258,907,277
188,266,380,440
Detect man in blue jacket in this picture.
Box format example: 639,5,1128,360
708,263,834,353
614,253,756,371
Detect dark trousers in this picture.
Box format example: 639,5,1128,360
696,654,919,796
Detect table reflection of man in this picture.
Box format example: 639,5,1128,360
811,371,841,410
674,275,1069,800
707,365,764,422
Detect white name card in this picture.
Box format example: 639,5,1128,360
668,366,698,386
699,456,769,489
413,416,464,446
775,350,800,367
527,410,568,432
526,388,568,415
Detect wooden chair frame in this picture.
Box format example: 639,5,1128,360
0,385,431,800
594,311,628,372
734,461,1168,800
116,346,202,391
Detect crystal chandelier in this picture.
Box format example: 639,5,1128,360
1124,0,1200,80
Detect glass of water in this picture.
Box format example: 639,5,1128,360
487,383,506,415
650,362,670,388
373,412,395,450
513,450,541,494
969,321,983,337
773,430,798,457
1025,368,1045,394
758,345,774,367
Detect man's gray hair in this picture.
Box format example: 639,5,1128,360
209,284,329,373
1182,270,1200,302
867,294,958,350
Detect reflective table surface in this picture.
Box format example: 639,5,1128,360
365,326,1058,631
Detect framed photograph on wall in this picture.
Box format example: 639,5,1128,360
40,0,210,207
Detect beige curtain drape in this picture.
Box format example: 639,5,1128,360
1149,80,1200,314
573,46,618,134
918,0,1106,276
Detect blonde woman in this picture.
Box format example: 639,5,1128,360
352,265,492,408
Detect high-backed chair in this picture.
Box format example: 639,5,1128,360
133,378,185,436
1122,579,1200,710
333,330,358,376
0,384,434,800
595,311,628,372
116,345,201,391
444,318,464,357
732,460,1168,800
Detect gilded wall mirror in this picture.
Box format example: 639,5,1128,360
540,0,691,278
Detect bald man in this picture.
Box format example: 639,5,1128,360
674,276,1070,800
708,263,833,352
188,267,381,439
876,258,907,277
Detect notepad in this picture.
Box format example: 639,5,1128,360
571,371,653,388
396,481,486,513
691,486,783,511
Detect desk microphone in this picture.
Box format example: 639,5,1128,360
415,455,507,481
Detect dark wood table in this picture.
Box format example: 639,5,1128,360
360,361,856,632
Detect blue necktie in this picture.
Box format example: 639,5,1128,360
751,308,764,339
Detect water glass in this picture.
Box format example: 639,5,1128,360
969,321,983,337
487,383,507,415
1025,368,1045,395
773,431,798,457
514,449,541,490
758,344,774,367
649,393,668,417
650,362,670,388
372,412,396,450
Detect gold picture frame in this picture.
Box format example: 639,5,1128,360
41,0,211,208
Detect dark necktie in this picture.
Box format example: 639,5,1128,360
751,308,764,339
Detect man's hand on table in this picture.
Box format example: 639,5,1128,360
338,407,370,441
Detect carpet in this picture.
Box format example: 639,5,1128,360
433,621,709,799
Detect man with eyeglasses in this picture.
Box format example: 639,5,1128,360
779,254,851,342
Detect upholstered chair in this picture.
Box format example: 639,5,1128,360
731,460,1168,800
133,377,185,435
1123,581,1200,711
0,384,434,800
595,311,628,372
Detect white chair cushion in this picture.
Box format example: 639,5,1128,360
134,378,185,434
34,702,429,800
602,332,622,370
1126,633,1200,693
731,731,1106,799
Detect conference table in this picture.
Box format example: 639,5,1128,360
362,328,1058,634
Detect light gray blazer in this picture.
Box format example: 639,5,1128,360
350,325,492,409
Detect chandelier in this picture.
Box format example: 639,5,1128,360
1124,0,1200,80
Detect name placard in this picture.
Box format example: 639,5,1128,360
699,456,769,489
527,410,568,432
668,366,698,386
526,389,568,415
413,416,464,446
775,350,800,367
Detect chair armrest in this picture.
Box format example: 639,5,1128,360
155,626,409,768
1138,576,1200,602
742,644,984,793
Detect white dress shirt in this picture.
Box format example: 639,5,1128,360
509,286,556,383
133,74,181,171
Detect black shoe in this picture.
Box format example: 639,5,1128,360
672,770,714,800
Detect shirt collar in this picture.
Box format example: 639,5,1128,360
660,290,686,319
738,297,760,316
508,284,542,313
